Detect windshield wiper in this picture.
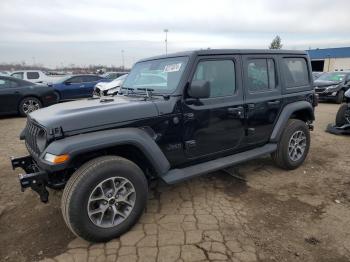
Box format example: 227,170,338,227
120,87,135,95
137,88,155,98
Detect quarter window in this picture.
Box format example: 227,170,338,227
247,59,276,93
27,72,40,79
192,60,236,98
282,58,309,88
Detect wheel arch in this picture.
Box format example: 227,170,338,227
270,101,314,143
43,128,170,178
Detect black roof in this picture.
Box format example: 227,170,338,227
139,49,307,62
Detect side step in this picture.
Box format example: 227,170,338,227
162,143,277,184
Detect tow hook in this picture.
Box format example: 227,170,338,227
307,121,314,131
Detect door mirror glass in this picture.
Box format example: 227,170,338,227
188,80,210,99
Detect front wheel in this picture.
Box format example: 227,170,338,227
335,90,344,104
61,156,148,242
335,103,349,126
272,119,310,170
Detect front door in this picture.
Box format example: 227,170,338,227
182,56,245,159
0,78,22,114
242,55,283,146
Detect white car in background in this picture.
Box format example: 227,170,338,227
93,74,128,96
11,70,60,84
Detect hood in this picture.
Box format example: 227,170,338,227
29,96,159,132
95,79,123,91
314,80,341,87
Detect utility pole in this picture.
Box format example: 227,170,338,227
164,29,169,55
121,50,125,69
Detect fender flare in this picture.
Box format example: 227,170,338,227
270,101,314,142
43,127,170,175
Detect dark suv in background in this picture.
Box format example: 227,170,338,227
11,49,317,242
314,71,350,103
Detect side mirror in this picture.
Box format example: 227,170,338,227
65,81,72,85
187,80,210,99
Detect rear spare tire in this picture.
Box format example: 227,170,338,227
272,119,310,170
61,156,148,242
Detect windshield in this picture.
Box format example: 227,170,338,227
122,57,189,93
317,72,346,82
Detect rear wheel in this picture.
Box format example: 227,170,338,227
61,156,148,242
19,97,42,116
54,91,61,102
272,119,310,170
335,103,349,126
335,90,344,104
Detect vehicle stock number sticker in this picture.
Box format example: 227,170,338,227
164,63,182,73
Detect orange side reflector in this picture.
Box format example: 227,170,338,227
53,154,69,164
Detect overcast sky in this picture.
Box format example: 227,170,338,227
1,0,350,68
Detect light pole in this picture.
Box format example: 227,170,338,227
164,29,168,55
121,50,125,69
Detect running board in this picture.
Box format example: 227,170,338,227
162,143,277,184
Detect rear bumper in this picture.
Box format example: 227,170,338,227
11,155,49,203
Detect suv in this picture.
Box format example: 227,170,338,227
314,71,350,104
11,49,317,242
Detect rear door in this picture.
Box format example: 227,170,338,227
242,55,283,146
182,55,245,159
78,76,102,97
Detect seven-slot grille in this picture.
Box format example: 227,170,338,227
25,119,45,156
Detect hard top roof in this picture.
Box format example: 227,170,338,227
139,49,307,62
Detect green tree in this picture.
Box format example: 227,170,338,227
269,35,283,49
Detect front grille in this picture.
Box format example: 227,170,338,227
315,87,326,93
24,119,46,156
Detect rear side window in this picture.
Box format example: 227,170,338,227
27,72,40,79
247,59,276,92
192,60,236,98
282,58,309,88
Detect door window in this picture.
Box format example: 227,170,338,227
67,76,83,84
11,72,24,79
192,60,236,98
247,59,276,93
282,58,309,88
27,72,40,79
0,79,18,88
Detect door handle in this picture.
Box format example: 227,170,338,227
80,85,85,88
267,100,280,106
227,107,244,118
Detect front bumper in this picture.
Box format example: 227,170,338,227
11,155,49,203
315,90,339,100
326,123,350,135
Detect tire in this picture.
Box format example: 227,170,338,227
61,156,148,242
335,90,344,104
19,97,42,116
335,103,348,126
54,91,61,102
272,119,310,170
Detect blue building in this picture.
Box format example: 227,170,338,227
306,47,350,72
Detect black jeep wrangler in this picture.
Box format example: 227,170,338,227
11,49,317,242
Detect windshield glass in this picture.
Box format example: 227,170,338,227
122,57,189,93
317,72,346,82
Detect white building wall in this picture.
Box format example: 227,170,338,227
323,58,350,72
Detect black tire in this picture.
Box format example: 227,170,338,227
61,156,148,242
54,91,61,102
272,119,310,170
335,90,344,104
335,103,348,127
18,96,42,116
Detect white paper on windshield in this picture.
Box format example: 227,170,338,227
164,63,182,73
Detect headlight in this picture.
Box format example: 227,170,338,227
36,130,47,152
326,85,338,91
107,87,118,95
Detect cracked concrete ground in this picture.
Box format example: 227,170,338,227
1,103,350,262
